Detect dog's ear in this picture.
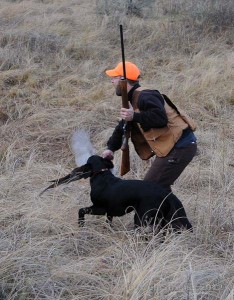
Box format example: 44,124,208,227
103,158,114,169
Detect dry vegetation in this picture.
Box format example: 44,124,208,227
0,0,233,299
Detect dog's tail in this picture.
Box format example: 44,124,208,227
71,130,96,166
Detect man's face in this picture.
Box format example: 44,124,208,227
111,76,122,96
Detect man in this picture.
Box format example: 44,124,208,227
102,61,197,192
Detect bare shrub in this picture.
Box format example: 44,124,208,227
96,0,155,18
0,110,9,125
187,0,234,32
0,31,65,69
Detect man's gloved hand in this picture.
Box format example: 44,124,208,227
120,102,134,121
102,149,114,160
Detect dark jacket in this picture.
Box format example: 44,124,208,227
107,90,168,152
107,88,196,153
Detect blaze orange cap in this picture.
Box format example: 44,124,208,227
105,61,140,81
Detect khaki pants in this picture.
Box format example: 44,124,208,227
144,143,197,192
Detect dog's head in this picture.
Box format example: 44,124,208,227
40,155,114,195
70,155,113,179
86,155,114,173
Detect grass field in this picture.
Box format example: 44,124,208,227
0,0,233,299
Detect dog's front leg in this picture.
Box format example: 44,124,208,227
106,215,113,227
78,207,91,226
78,205,107,226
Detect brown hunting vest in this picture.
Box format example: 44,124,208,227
130,91,196,160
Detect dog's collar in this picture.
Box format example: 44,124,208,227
91,168,109,178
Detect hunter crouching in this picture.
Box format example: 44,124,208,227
102,61,197,193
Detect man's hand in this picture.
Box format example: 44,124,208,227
121,102,134,121
102,149,114,160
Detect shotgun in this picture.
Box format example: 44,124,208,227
119,24,130,176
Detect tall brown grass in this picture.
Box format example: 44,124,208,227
0,0,233,299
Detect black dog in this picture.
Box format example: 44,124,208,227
42,155,192,231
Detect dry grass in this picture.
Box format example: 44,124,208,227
0,0,233,299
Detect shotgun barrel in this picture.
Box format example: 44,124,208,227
119,25,130,176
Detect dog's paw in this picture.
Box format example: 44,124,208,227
78,219,85,227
